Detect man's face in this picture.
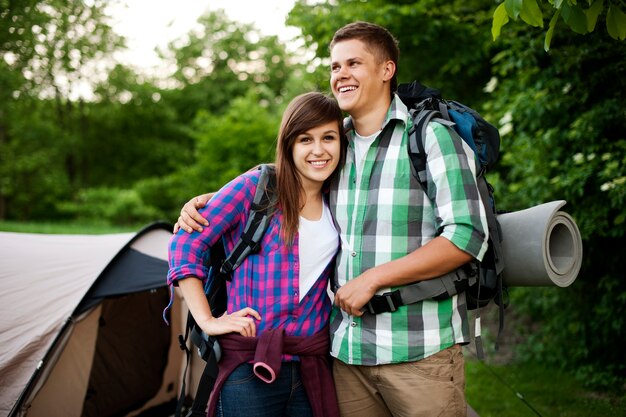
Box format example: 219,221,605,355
330,39,389,118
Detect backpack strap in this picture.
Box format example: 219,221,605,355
174,321,193,417
176,164,277,417
364,265,477,314
183,337,220,417
407,106,455,187
220,164,277,275
477,178,505,276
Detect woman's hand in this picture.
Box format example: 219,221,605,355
197,307,262,337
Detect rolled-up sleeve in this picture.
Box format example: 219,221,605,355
167,173,256,285
424,122,489,260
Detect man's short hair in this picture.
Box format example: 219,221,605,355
330,21,400,92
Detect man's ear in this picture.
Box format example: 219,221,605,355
382,60,396,82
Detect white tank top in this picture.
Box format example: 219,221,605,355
298,201,338,302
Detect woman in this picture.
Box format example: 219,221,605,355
167,92,346,417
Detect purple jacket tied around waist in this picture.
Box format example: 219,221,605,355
207,326,339,417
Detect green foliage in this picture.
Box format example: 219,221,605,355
0,99,73,219
0,0,123,218
0,220,141,234
0,0,124,99
488,24,626,389
492,0,626,50
137,90,284,225
163,10,293,123
87,68,189,187
187,90,281,193
0,6,299,223
133,171,202,225
288,0,499,101
58,186,162,225
490,30,626,239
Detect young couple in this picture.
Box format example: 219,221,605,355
168,21,488,417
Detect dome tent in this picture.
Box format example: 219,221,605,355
0,223,198,417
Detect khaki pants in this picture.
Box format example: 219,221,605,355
333,344,466,417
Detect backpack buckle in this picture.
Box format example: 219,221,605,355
365,291,403,315
220,259,234,275
250,241,262,253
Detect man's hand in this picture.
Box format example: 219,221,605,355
174,193,214,233
334,269,379,317
334,237,474,316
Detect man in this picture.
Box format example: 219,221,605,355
177,22,488,417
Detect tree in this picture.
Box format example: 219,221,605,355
288,0,499,101
190,91,280,192
492,0,626,50
487,16,626,390
0,0,123,219
136,90,283,223
131,10,299,223
0,6,299,224
162,10,293,123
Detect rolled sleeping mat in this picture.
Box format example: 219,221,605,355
498,200,583,287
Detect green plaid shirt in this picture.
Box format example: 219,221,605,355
329,95,489,365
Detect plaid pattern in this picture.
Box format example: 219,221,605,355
168,169,333,337
329,95,489,365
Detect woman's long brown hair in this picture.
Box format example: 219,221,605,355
274,92,347,246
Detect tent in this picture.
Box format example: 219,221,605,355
0,223,202,417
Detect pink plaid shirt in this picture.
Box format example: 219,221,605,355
168,169,336,337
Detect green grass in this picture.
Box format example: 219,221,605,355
466,359,625,417
0,220,145,234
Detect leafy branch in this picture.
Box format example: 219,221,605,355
492,0,626,50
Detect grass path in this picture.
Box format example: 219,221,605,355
466,359,625,416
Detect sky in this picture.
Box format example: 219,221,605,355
108,0,299,71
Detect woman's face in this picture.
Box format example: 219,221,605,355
292,120,342,191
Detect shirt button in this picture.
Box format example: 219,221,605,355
351,251,357,257
351,321,357,327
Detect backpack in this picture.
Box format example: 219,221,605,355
363,81,506,358
176,164,277,417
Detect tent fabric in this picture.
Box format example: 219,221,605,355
76,248,169,314
0,223,181,417
27,305,101,417
80,289,171,416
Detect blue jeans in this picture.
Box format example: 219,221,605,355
217,362,313,417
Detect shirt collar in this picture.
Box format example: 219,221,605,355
343,93,410,137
